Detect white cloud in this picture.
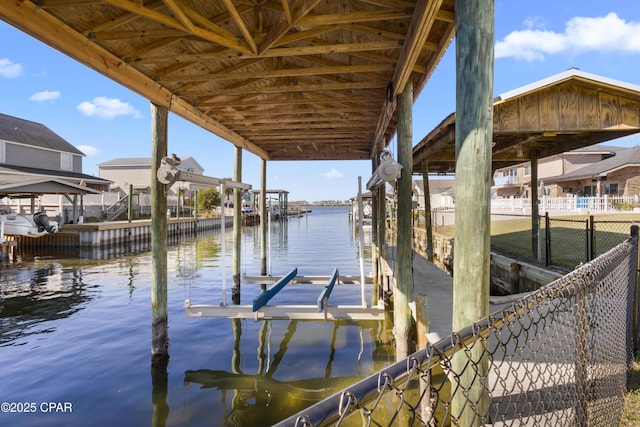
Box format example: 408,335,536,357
29,90,61,102
322,168,343,179
76,145,100,156
77,96,142,119
523,16,546,30
495,12,640,61
0,58,23,78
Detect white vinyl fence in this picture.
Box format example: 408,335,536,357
491,195,640,214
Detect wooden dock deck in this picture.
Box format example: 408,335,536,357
389,248,540,345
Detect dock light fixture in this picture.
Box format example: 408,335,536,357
157,155,252,190
366,150,402,191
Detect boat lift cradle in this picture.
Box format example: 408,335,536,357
184,267,384,321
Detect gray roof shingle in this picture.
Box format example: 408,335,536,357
0,113,85,156
553,146,640,181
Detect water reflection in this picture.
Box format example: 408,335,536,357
151,358,170,427
0,263,94,345
0,207,383,427
183,318,395,426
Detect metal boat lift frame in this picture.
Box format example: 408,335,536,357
184,267,385,321
187,179,384,321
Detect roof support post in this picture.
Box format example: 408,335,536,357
394,79,414,361
451,0,494,424
530,150,540,261
421,160,434,261
232,146,242,304
371,158,380,306
150,102,169,364
378,181,390,305
260,158,267,291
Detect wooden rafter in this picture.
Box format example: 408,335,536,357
0,0,458,162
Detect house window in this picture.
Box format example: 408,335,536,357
60,152,73,171
523,164,531,176
0,141,4,163
604,183,618,195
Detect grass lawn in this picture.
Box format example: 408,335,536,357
490,214,640,270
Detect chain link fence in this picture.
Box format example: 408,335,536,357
276,231,639,426
546,216,640,270
489,213,640,271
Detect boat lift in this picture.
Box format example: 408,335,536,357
184,266,384,321
158,159,383,321
184,180,384,321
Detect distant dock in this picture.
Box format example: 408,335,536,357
4,217,232,253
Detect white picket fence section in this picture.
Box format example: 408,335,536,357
491,195,640,214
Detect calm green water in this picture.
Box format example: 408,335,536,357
0,207,394,426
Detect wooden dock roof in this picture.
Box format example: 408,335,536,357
413,69,640,174
1,0,455,162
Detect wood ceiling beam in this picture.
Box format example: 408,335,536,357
101,0,253,54
272,25,340,47
299,39,428,74
159,63,393,83
89,28,187,41
250,133,371,140
297,9,413,26
182,81,387,97
38,0,101,7
161,0,196,33
131,40,402,64
359,0,415,8
336,22,405,41
393,0,444,96
219,115,379,124
199,95,381,107
220,0,258,54
237,118,375,127
157,57,263,82
215,106,378,116
259,0,322,54
251,129,371,135
82,0,165,33
0,0,269,160
370,0,447,157
281,0,292,24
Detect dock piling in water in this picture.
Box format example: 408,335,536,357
150,102,169,364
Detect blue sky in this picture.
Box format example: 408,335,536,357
1,1,640,202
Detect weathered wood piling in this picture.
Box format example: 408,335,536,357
150,102,169,364
451,0,494,424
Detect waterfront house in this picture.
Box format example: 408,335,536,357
492,144,640,198
0,113,110,193
413,178,456,210
98,155,205,197
0,113,111,222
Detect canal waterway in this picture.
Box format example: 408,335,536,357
0,207,394,427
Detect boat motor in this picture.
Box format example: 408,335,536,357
33,212,58,234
